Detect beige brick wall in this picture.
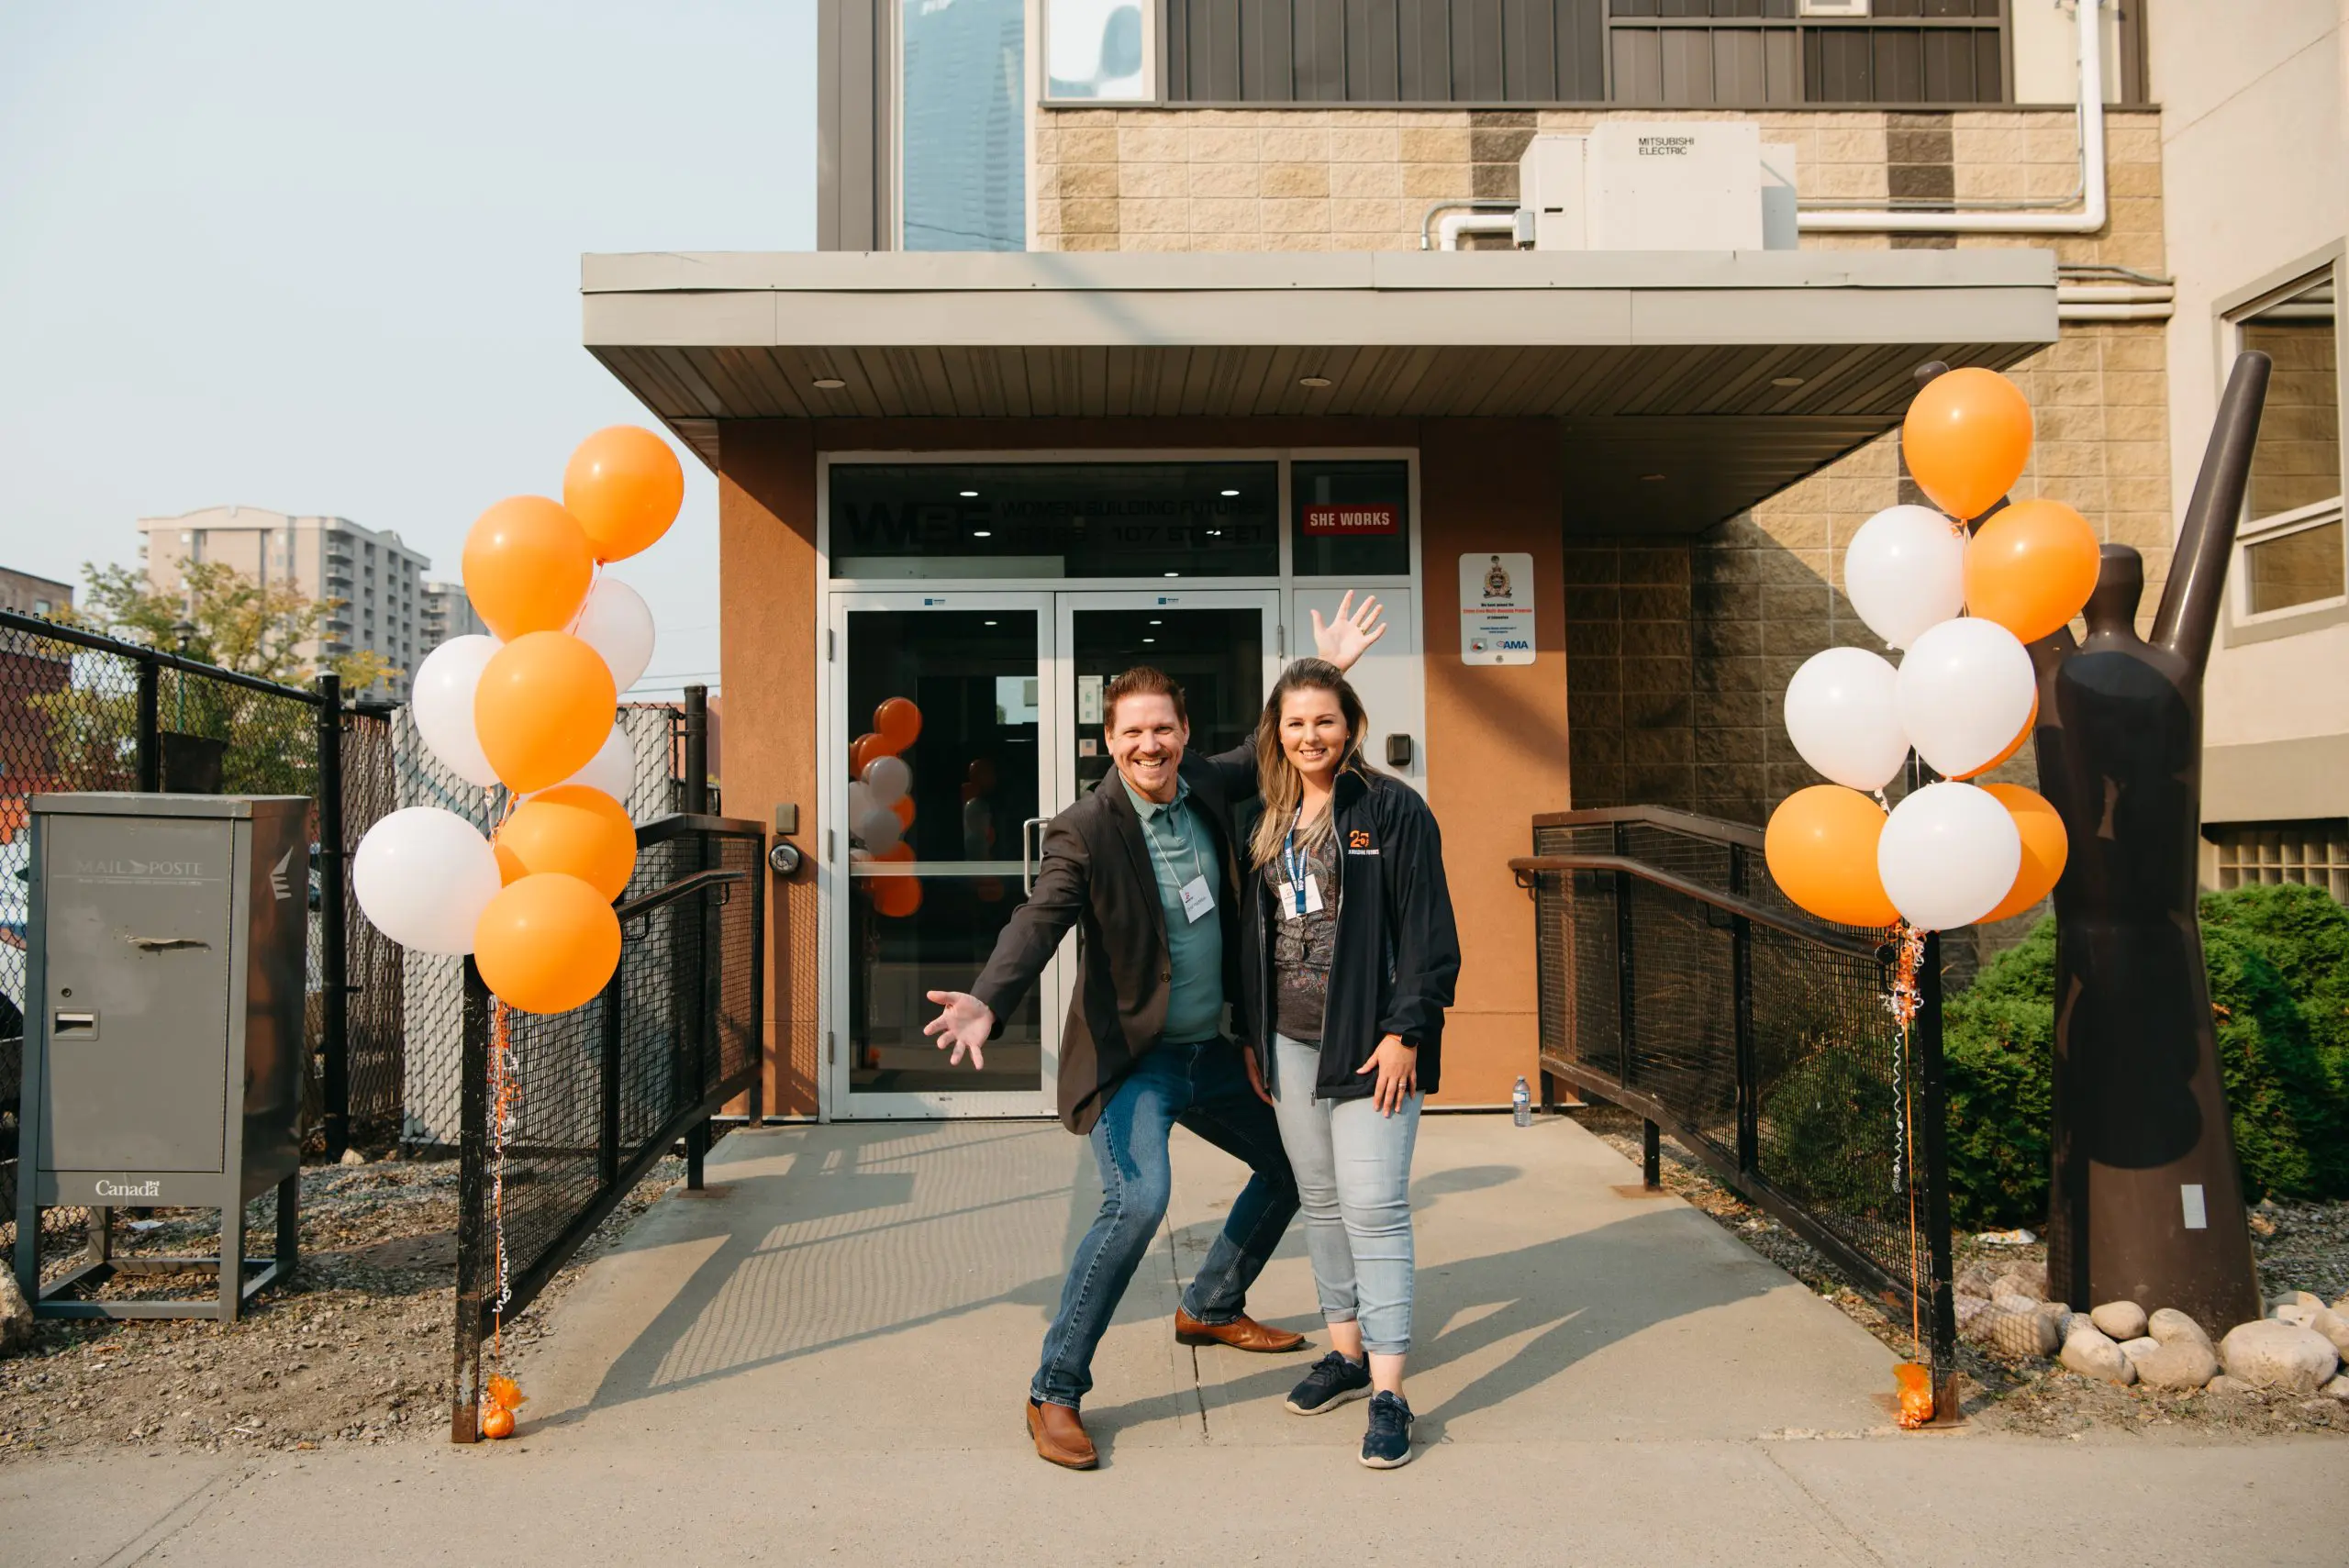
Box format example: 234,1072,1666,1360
1037,103,2169,950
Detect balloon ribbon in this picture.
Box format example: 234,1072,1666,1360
1883,921,1933,1428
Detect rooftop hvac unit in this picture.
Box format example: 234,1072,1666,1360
1519,123,1799,252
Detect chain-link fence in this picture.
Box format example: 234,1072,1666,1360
451,815,764,1441
1514,806,1959,1414
0,609,329,1223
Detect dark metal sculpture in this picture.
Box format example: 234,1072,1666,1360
2019,352,2272,1331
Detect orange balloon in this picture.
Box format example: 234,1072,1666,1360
1965,499,2101,643
1978,784,2069,923
872,875,923,918
494,785,637,901
563,427,684,564
1902,368,2033,521
875,841,915,863
461,496,595,641
480,1404,516,1440
473,873,621,1015
1765,785,1899,929
476,632,618,794
849,732,885,776
890,795,915,829
874,697,922,751
1952,692,2039,782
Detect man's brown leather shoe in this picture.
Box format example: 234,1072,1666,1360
1026,1398,1097,1470
1174,1307,1307,1352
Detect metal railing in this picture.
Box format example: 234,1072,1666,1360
450,809,766,1443
1511,806,1958,1418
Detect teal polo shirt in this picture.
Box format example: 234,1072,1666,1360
1122,773,1226,1045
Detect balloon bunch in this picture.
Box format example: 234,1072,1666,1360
848,697,924,917
351,427,685,1012
1765,369,2086,935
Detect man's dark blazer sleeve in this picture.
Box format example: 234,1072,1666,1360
968,812,1091,1039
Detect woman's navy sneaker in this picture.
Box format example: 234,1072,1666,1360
1284,1351,1372,1415
1359,1389,1414,1468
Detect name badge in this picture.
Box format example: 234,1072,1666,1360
1277,875,1325,920
1178,874,1215,923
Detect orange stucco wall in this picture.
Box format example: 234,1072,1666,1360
714,417,1568,1115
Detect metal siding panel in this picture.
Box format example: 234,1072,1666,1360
1453,0,1504,100
1397,0,1449,99
1659,27,1710,104
1167,0,1192,96
1976,28,2002,103
1875,29,1923,103
1249,0,1297,101
1558,0,1606,100
1765,27,1799,104
1713,27,1764,103
1208,0,1246,100
1344,0,1398,98
1297,0,1346,99
1503,0,1555,99
1612,28,1663,105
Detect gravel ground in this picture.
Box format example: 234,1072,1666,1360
0,1150,686,1462
1568,1102,2349,1438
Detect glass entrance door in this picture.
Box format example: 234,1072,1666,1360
828,594,1063,1118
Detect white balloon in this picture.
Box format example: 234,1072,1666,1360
1897,618,2036,779
847,781,875,824
863,754,911,807
1845,505,1967,651
1784,648,1909,793
410,636,500,789
352,806,503,955
534,722,635,808
573,576,656,692
1878,782,2021,931
854,806,902,851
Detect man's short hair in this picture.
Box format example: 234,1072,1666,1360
1103,666,1187,730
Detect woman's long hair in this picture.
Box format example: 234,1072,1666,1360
1250,659,1374,871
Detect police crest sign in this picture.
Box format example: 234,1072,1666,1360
1458,551,1536,665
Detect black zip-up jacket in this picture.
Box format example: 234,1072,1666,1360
1238,767,1462,1100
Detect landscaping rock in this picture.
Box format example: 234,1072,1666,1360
0,1265,32,1357
2059,1323,2135,1385
2120,1336,2161,1366
2274,1301,2317,1328
2219,1319,2340,1395
2206,1376,2259,1397
2135,1339,2221,1392
2307,1308,2349,1360
1966,1300,2061,1359
2322,1375,2349,1404
1954,1262,2006,1299
1954,1295,1989,1330
2089,1300,2148,1341
2273,1290,2326,1313
1993,1264,2049,1303
2147,1307,2215,1351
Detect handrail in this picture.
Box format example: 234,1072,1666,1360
1526,802,1765,851
0,606,327,706
635,812,764,846
615,866,746,922
1508,852,1887,961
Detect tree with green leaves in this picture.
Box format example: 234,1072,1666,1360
72,560,395,694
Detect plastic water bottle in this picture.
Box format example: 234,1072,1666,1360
1511,1076,1532,1128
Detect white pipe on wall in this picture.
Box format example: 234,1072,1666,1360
1798,0,2108,235
1438,212,1520,250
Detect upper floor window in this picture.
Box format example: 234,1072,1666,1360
2231,263,2344,628
900,0,1027,250
1045,0,1151,100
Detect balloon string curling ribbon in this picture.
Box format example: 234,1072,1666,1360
1880,919,1932,1425
489,999,518,1360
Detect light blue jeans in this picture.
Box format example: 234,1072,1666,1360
1268,1033,1422,1356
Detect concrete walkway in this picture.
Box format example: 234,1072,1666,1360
5,1116,2343,1565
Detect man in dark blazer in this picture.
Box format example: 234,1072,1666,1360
926,597,1386,1471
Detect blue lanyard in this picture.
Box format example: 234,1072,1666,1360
1283,806,1310,916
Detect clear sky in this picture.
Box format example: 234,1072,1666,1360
0,1,817,696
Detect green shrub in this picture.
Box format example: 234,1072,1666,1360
1941,884,2349,1229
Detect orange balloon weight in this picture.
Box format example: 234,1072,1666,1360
461,496,595,641
473,873,622,1015
1978,784,2068,924
872,875,923,918
1965,499,2101,643
874,697,922,752
1902,368,2033,521
494,785,637,901
480,1404,516,1440
475,632,618,794
1953,692,2039,782
1765,785,1899,929
563,427,684,564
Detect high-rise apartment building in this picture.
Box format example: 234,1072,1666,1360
138,506,430,698
420,579,489,648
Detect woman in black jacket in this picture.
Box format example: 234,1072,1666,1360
1238,658,1461,1469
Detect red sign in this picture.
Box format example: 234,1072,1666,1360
1301,504,1399,536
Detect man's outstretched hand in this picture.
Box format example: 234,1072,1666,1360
924,990,996,1069
1312,590,1388,673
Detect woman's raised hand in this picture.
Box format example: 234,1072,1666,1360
1312,591,1387,673
1356,1033,1418,1116
923,990,996,1069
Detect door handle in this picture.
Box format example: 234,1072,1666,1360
1021,817,1047,896
53,1010,99,1040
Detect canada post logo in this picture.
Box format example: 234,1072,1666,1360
95,1178,161,1199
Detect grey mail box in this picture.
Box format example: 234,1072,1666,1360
12,793,308,1319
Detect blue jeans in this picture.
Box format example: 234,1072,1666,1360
1031,1037,1299,1409
1268,1033,1422,1356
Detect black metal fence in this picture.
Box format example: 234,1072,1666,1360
451,811,765,1442
1512,806,1959,1416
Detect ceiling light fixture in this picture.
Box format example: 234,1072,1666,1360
1143,638,1155,644
973,529,994,538
1149,619,1162,625
1163,571,1179,578
1298,375,1331,388
1640,473,1666,483
812,377,846,389
1771,376,1807,388
959,489,978,497
1219,488,1240,496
